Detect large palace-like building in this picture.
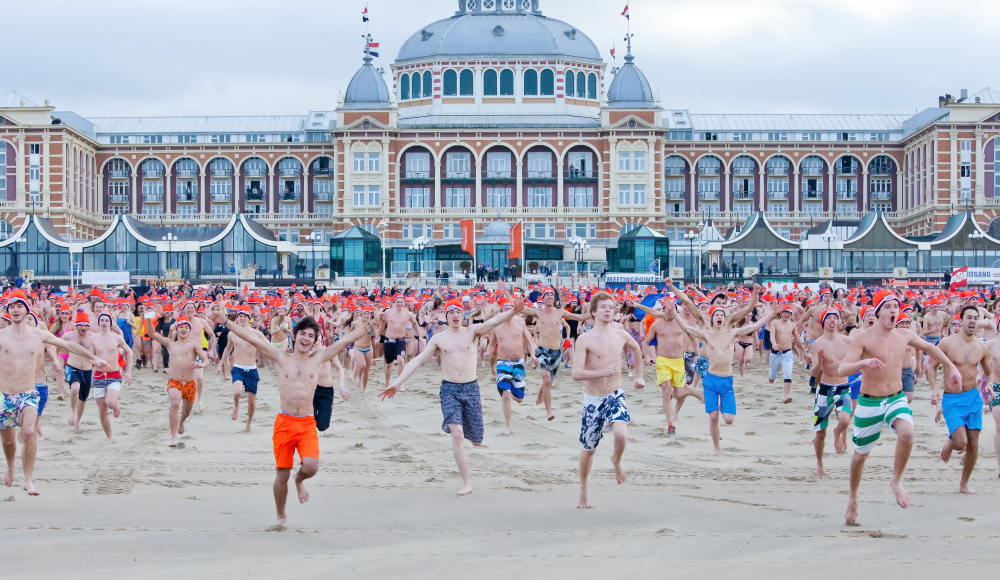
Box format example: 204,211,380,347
2,0,1000,280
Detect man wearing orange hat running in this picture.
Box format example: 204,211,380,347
380,295,525,496
838,289,961,524
809,308,853,476
147,315,208,447
62,312,102,433
78,312,133,443
532,287,591,421
1,291,110,496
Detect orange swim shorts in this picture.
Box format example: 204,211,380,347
167,379,197,403
273,413,319,469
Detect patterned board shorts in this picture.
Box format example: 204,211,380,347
853,391,913,454
682,352,697,386
579,389,630,451
989,384,1000,410
695,355,710,381
168,379,197,403
440,380,484,443
535,346,562,377
0,390,40,429
813,382,851,432
496,359,526,400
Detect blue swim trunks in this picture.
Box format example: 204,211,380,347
942,388,983,436
848,373,862,401
231,364,260,395
496,359,526,400
35,383,48,417
703,372,736,415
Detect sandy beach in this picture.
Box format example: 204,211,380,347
2,355,998,578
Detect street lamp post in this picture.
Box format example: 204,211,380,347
821,232,837,279
162,233,177,281
684,222,706,289
310,231,323,279
409,235,430,286
969,231,985,268
569,235,590,285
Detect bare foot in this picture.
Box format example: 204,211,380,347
940,440,952,463
36,432,46,443
276,515,287,527
198,401,206,413
889,479,910,508
783,398,793,404
295,479,310,504
231,406,239,421
456,484,472,496
23,480,38,496
244,424,252,433
112,405,121,419
536,390,543,405
500,429,512,436
845,496,858,524
959,483,976,495
833,436,846,454
816,465,825,478
4,468,13,487
67,415,75,427
612,459,627,484
577,492,590,509
547,414,555,421
169,436,178,448
106,437,115,444
57,395,64,401
178,423,185,435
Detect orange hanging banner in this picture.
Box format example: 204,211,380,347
460,219,475,255
509,221,523,259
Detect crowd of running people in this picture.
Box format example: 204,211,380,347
0,279,998,524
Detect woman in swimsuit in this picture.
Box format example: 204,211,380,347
734,312,755,378
48,307,73,400
349,308,375,391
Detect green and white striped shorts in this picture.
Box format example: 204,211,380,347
852,391,913,454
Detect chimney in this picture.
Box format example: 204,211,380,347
939,95,946,108
958,89,968,103
945,93,953,104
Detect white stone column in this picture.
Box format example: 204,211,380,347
861,167,869,212
791,168,799,213
41,134,51,207
475,64,483,105
975,127,985,205
647,137,656,214
515,148,522,209
15,134,26,203
556,156,564,211
514,63,523,105
130,172,137,215
608,137,617,213
165,163,173,215
950,129,959,206
722,166,730,214
343,138,353,214
381,139,390,216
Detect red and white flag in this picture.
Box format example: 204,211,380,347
621,4,629,19
950,266,968,291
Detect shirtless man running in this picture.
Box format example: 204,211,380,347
936,305,991,494
572,291,645,508
0,291,108,495
148,315,208,447
380,295,420,389
487,281,536,435
380,296,525,496
770,306,804,403
78,312,133,442
532,288,589,421
62,313,98,433
221,306,265,432
809,308,853,476
838,290,961,523
983,318,1000,478
674,301,778,451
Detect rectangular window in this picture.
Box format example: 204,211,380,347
871,132,890,141
178,204,197,215
446,152,470,177
802,132,822,141
246,134,266,143
568,186,594,207
960,140,972,151
486,152,511,177
353,185,365,206
406,152,430,176
367,152,381,173
280,134,300,143
870,202,891,212
313,179,334,194
141,204,163,215
703,132,718,141
110,135,129,144
528,187,552,207
803,202,822,216
732,132,751,141
29,144,40,155
568,151,592,175
486,187,511,207
178,134,197,144
367,185,380,206
767,132,788,141
353,153,366,172
664,179,685,198
698,178,720,198
314,204,333,216
665,130,691,141
835,178,857,198
767,178,788,198
143,135,163,144
405,187,430,207
618,152,631,171
767,202,788,216
734,202,752,217
211,135,231,143
279,204,298,215
210,180,232,196
837,202,856,214
526,152,552,177
960,163,971,178
632,151,646,171
446,187,471,207
141,180,164,200
211,204,229,215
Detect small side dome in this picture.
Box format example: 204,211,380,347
606,51,654,109
483,220,512,238
343,56,391,110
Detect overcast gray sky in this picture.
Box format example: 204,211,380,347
4,0,994,118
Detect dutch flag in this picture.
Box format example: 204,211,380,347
366,40,380,58
621,4,629,19
362,7,369,22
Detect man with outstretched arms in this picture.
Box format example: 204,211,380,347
379,294,420,389
674,301,778,452
530,287,590,421
572,291,645,509
173,300,216,412
837,290,961,524
809,308,853,476
0,291,109,496
936,305,991,494
487,281,537,435
379,295,525,496
148,315,207,446
221,305,265,433
77,312,133,443
212,310,369,526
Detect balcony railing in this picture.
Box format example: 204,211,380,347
871,167,892,176
698,167,720,176
767,166,789,176
108,193,129,203
404,170,432,179
176,169,198,178
836,166,858,176
802,166,824,176
108,170,130,178
280,193,301,202
526,170,555,179
732,166,754,176
245,190,266,201
244,168,267,177
142,193,164,202
314,192,334,201
733,190,754,200
176,192,198,202
698,191,720,200
211,168,233,178
665,190,686,199
565,169,597,179
836,191,857,199
142,169,164,178
444,171,472,180
767,191,788,200
279,167,302,177
484,170,512,179
211,193,232,202
871,191,892,201
664,166,685,175
803,190,823,200
313,168,335,176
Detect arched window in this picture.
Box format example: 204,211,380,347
587,73,597,99
459,70,474,96
443,69,458,96
565,71,575,97
523,69,538,96
400,74,410,100
483,70,498,95
499,69,514,96
540,69,554,96
411,72,422,99
422,71,432,97
577,72,586,98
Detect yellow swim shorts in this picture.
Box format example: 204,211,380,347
655,356,685,389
